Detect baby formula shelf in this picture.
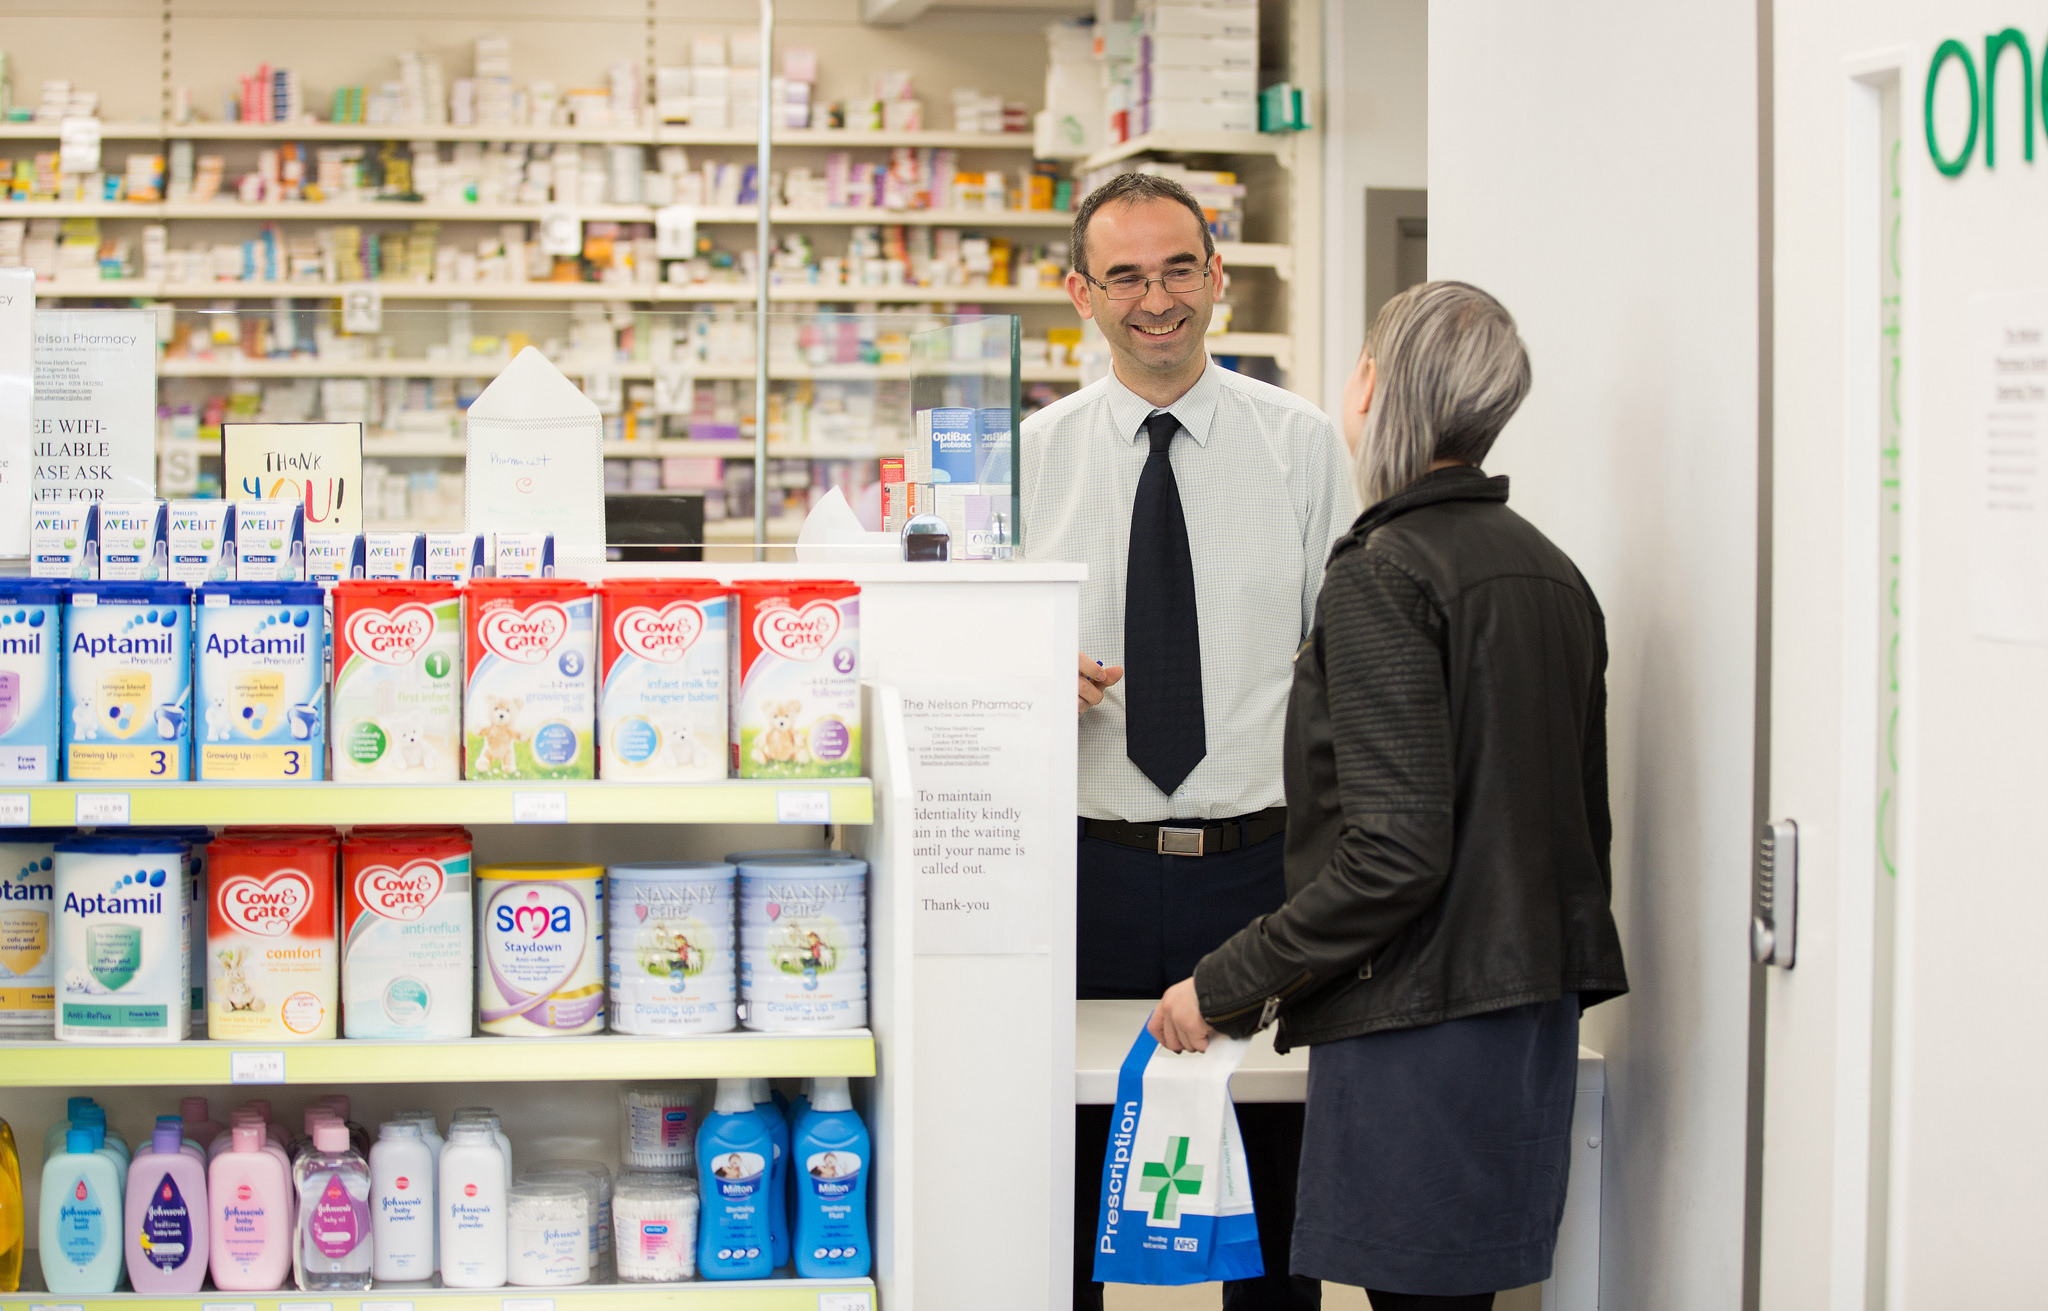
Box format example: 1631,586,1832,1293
2,780,873,827
0,1273,878,1308
0,1029,875,1088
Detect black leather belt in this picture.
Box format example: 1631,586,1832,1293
1083,807,1287,856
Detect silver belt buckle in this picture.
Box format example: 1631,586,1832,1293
1157,826,1205,856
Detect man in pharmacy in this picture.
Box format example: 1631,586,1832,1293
1022,171,1354,1310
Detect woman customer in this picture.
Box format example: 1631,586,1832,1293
1149,281,1629,1310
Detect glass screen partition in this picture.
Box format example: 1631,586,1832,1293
158,303,1023,558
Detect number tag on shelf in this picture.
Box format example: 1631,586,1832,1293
819,1292,874,1311
502,1300,557,1311
74,792,130,826
200,1303,257,1311
230,1050,286,1084
0,794,28,826
778,790,831,824
361,1303,415,1311
512,791,569,824
342,288,382,334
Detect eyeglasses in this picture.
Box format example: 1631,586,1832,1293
1083,266,1211,301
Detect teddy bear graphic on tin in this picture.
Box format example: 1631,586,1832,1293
475,695,527,774
751,700,809,766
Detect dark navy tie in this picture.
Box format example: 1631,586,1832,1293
1124,411,1206,796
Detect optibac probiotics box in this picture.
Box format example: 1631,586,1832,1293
332,581,462,782
194,582,327,781
730,581,861,779
463,580,597,780
62,582,192,782
0,580,64,782
598,580,728,781
205,829,340,1041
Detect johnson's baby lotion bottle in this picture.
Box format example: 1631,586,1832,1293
40,1129,123,1292
126,1121,209,1292
208,1123,291,1291
440,1121,508,1288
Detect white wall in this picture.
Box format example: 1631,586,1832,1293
1429,3,1760,1305
1321,0,1429,413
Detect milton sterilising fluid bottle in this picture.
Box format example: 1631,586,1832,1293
792,1076,871,1277
696,1078,774,1280
750,1077,789,1269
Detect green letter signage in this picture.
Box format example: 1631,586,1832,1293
1927,37,1981,177
1985,28,2034,165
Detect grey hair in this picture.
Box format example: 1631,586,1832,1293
1355,281,1532,506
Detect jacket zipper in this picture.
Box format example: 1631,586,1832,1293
1206,970,1315,1027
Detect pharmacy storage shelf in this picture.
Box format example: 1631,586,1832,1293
147,118,1035,150
1208,331,1293,366
7,200,1073,227
0,121,166,140
158,356,1081,383
1080,130,1297,171
48,279,1073,305
0,1276,878,1309
0,1031,875,1088
189,435,886,460
1216,241,1293,278
2,780,873,827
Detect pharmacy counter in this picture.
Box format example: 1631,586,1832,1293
1074,999,1606,1311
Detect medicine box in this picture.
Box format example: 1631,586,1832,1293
233,500,307,581
364,532,425,581
30,504,98,581
96,500,168,582
1141,4,1258,40
1139,65,1258,101
1141,33,1260,69
1144,99,1258,134
493,532,556,579
306,533,366,584
425,532,486,582
167,500,236,585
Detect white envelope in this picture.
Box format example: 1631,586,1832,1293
464,347,607,568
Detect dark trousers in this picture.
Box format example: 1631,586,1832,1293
1073,819,1320,1311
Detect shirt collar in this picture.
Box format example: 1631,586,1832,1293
1105,358,1221,448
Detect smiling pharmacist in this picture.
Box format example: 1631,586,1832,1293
1022,171,1354,1311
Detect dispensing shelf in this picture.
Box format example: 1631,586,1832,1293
1079,129,1299,171
1,780,873,827
0,1277,877,1310
0,1030,875,1088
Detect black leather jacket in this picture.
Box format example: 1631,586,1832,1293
1193,467,1628,1050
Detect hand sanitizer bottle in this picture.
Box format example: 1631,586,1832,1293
371,1120,436,1282
793,1076,871,1277
39,1128,124,1292
294,1121,371,1290
749,1077,790,1269
208,1123,292,1291
126,1121,210,1292
696,1078,775,1280
1,1117,24,1293
440,1121,508,1288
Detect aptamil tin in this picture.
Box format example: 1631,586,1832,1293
0,829,69,1033
205,829,339,1042
332,581,462,783
62,581,192,782
0,580,63,782
732,852,866,1032
342,827,474,1040
729,581,861,780
52,834,191,1042
597,581,728,782
606,862,737,1035
464,580,597,781
195,582,326,781
125,826,214,1033
478,864,605,1036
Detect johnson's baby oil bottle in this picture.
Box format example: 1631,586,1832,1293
0,1117,21,1292
293,1120,371,1290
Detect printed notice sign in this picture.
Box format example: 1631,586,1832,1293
1973,290,2048,642
0,269,33,554
901,679,1059,955
31,309,156,505
464,347,606,567
223,421,365,535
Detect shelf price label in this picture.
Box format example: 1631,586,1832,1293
229,1049,286,1084
777,790,832,824
362,1303,416,1311
0,794,28,826
501,1300,556,1311
819,1293,875,1311
199,1303,257,1311
512,791,569,823
74,792,131,826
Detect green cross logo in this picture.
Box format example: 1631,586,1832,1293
1139,1136,1205,1222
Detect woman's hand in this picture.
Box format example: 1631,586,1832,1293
1149,978,1214,1053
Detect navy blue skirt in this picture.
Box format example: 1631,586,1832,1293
1290,994,1580,1296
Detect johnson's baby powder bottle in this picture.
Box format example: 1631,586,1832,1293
440,1121,508,1288
371,1120,436,1282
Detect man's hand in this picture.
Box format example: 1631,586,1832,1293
1149,978,1214,1053
1078,653,1124,716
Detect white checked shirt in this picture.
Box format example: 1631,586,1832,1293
1022,359,1356,822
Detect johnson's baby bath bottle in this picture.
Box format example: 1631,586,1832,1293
40,1128,123,1293
126,1120,209,1292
